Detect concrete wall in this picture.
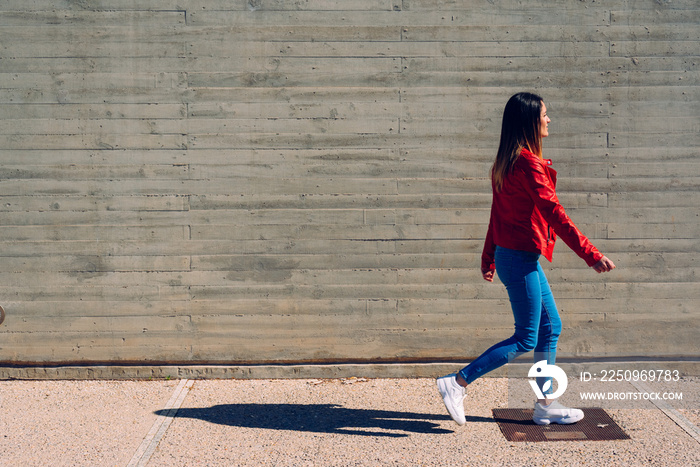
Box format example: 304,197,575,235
0,1,698,375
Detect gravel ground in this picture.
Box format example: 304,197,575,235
0,377,698,466
0,380,176,466
148,378,700,466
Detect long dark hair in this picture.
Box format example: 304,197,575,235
491,92,544,192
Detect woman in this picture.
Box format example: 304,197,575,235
437,92,615,426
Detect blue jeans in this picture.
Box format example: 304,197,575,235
458,246,562,394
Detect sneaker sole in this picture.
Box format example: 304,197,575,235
533,414,584,426
436,377,466,426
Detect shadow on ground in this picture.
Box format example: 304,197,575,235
155,404,494,437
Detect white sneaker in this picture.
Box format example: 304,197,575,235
436,374,466,426
533,400,584,425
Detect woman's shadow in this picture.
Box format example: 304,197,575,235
155,404,494,438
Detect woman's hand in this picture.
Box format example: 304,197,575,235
592,256,616,273
482,269,495,282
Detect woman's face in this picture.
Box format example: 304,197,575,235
539,102,550,138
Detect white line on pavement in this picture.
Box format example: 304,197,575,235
631,380,700,444
128,379,195,466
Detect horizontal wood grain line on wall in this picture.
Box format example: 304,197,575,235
0,205,691,228
0,257,478,275
1,253,697,280
186,57,403,74
0,165,191,181
0,285,171,302
0,116,695,138
0,162,499,184
184,311,698,333
610,9,700,24
0,10,186,27
0,25,401,42
0,73,185,89
188,192,606,209
0,193,483,213
607,117,700,133
401,25,700,42
3,294,697,322
1,298,697,320
608,131,700,148
401,176,700,194
185,132,608,150
544,207,697,224
0,147,628,166
0,104,186,120
610,100,700,116
0,58,192,74
0,304,697,332
403,57,698,73
186,101,611,119
0,99,689,123
402,116,697,134
0,87,398,105
0,178,405,196
610,40,700,56
166,57,675,76
0,195,189,212
189,86,592,103
0,92,560,120
185,40,609,58
0,88,191,105
1,23,697,42
0,283,484,302
0,225,188,241
0,242,694,267
185,10,611,27
0,134,187,150
185,161,490,179
187,102,404,119
66,56,679,76
187,223,495,241
2,176,697,198
183,71,618,88
0,209,368,226
0,190,605,212
608,162,700,178
5,0,699,12
0,256,191,273
403,0,699,10
0,117,399,135
398,86,698,102
608,192,700,207
0,84,619,107
7,306,698,336
0,0,397,11
0,42,186,59
5,315,193,334
0,223,493,242
608,223,700,239
0,238,693,258
0,253,694,283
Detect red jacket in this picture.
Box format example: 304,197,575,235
481,148,603,272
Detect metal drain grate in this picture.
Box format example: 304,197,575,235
492,408,630,442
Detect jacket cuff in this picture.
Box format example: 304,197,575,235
481,259,496,273
585,251,604,267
